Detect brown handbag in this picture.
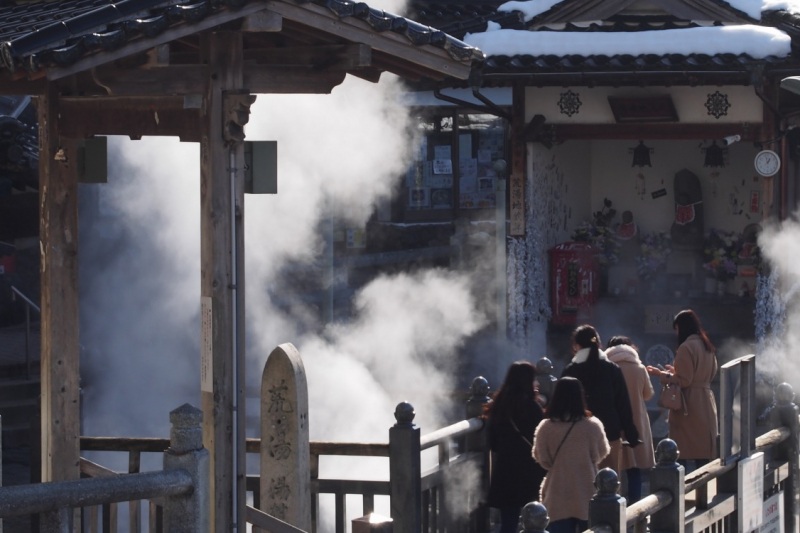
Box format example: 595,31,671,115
658,383,688,415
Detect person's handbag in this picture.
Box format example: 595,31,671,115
658,383,687,415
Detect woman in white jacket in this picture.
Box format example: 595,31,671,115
605,336,655,503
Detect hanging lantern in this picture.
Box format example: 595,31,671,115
631,141,653,167
703,140,725,167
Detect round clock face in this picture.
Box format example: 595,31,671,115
754,150,781,177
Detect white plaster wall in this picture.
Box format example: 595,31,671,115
589,139,767,234
531,138,772,294
525,86,763,124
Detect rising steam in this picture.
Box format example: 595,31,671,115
78,74,491,530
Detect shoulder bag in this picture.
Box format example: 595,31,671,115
658,382,688,416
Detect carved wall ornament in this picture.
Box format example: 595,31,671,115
705,91,731,119
558,90,582,117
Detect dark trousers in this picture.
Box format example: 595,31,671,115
548,517,588,533
498,506,522,533
626,468,642,504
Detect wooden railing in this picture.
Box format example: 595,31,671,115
9,349,797,533
77,411,488,532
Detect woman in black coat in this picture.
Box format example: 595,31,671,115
486,361,547,533
561,324,640,473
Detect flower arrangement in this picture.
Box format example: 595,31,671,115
635,232,672,280
703,228,740,281
571,198,620,265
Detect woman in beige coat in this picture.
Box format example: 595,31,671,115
606,336,655,503
533,377,610,533
647,309,718,471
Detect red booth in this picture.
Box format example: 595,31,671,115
549,242,599,326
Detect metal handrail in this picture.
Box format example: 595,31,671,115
9,284,40,379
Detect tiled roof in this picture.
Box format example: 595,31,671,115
407,0,523,38
0,0,484,77
406,0,800,87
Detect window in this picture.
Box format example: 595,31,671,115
402,110,508,221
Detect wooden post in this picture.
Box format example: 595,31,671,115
389,402,421,533
200,31,248,532
589,468,626,533
508,83,526,237
38,84,81,484
259,343,311,531
649,439,685,533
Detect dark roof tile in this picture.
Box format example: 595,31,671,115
0,0,483,75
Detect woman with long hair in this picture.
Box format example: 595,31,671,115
533,377,609,533
485,361,547,533
561,324,640,474
647,309,718,470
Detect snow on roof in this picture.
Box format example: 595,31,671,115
497,0,800,23
464,24,792,58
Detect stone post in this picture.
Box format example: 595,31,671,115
589,468,626,533
163,403,210,533
649,439,684,533
260,343,311,531
771,383,799,533
464,376,492,532
520,501,550,533
389,402,421,533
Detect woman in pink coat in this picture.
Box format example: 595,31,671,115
606,336,655,503
647,309,718,471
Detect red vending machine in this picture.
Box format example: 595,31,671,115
549,242,599,326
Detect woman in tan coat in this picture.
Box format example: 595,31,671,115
533,377,610,533
606,336,655,503
647,309,718,471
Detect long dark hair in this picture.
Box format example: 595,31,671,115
487,361,538,420
546,377,591,422
673,309,715,352
572,324,602,362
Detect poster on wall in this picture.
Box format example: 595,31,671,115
431,189,453,209
409,187,430,208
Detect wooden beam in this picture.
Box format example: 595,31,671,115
245,65,347,93
57,96,202,140
86,63,349,96
263,0,473,80
0,78,46,96
550,122,756,141
38,84,81,486
243,44,372,69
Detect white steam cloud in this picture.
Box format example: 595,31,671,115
79,72,491,514
754,217,800,390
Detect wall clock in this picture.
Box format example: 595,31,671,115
754,150,781,177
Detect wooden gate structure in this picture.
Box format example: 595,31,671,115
0,2,483,530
